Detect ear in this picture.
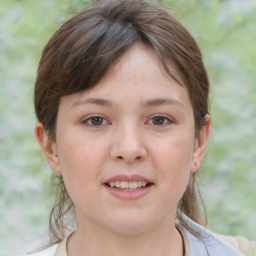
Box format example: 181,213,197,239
34,122,62,176
190,114,211,173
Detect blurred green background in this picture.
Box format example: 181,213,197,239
0,0,255,254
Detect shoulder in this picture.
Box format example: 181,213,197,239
19,234,69,256
18,244,58,256
181,216,244,256
217,233,256,256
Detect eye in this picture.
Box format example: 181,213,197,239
147,116,173,126
82,116,109,126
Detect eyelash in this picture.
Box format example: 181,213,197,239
146,115,174,126
81,115,173,127
81,116,110,127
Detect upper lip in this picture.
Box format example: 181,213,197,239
104,174,154,184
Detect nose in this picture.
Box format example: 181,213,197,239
110,123,147,164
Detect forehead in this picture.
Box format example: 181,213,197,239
59,44,192,112
109,44,182,84
91,44,182,92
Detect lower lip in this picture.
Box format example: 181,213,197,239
103,184,153,200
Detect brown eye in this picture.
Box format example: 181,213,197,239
147,116,172,126
82,116,109,126
91,117,104,126
152,116,165,125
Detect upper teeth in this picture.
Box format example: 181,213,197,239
108,181,147,189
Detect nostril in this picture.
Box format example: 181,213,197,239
116,155,142,161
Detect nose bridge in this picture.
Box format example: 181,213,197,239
110,119,147,163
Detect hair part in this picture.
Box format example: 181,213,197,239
34,0,210,247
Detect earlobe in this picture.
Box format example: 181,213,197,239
190,114,211,173
34,122,62,176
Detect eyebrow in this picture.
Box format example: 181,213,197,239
72,98,113,107
142,98,184,108
72,97,184,108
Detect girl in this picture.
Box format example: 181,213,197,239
27,0,252,255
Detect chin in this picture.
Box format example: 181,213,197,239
102,213,157,236
108,223,152,236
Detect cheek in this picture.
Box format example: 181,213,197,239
57,129,107,168
151,135,194,191
56,133,109,194
155,135,194,168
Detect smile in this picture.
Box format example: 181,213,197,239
106,181,149,190
103,175,154,200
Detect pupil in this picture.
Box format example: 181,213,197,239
153,117,164,125
92,117,103,125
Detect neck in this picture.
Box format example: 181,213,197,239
67,217,184,256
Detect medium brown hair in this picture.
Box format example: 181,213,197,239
34,0,209,246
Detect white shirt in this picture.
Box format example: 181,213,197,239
21,217,244,256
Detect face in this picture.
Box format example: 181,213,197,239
36,44,209,236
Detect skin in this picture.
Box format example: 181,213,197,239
35,44,210,256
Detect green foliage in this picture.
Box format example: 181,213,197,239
165,0,256,239
0,0,255,254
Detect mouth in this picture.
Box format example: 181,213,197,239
104,180,154,191
103,174,154,199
